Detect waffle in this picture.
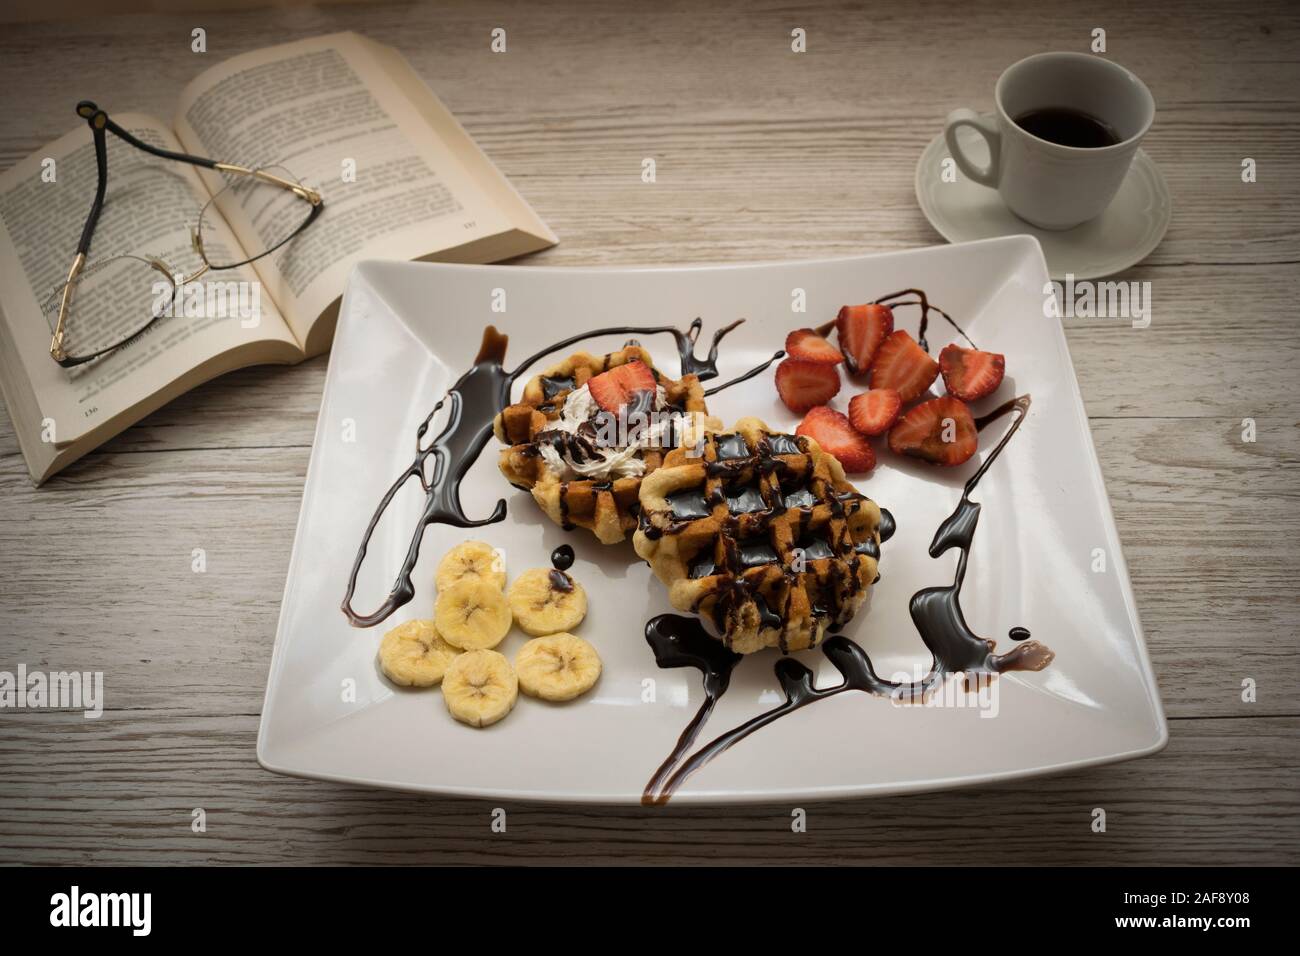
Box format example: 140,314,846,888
494,346,717,544
633,417,884,654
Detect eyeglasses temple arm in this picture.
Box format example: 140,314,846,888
80,103,321,204
101,112,320,204
73,121,111,257
212,162,323,205
49,252,85,362
100,113,219,170
54,110,113,362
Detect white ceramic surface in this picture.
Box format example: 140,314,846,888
257,237,1167,804
916,123,1171,280
945,52,1156,230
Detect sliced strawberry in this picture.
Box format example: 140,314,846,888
774,358,841,413
836,303,894,374
939,344,1005,401
610,359,656,393
796,406,876,473
784,328,844,365
585,375,625,413
869,330,939,403
587,360,657,412
887,396,978,467
847,388,902,437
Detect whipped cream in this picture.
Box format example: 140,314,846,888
551,383,601,435
536,383,679,482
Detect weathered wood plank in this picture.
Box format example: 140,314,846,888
0,712,1294,865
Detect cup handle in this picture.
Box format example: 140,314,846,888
944,108,1001,188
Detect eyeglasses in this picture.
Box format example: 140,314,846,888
43,100,324,367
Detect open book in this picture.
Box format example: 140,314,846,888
0,31,556,483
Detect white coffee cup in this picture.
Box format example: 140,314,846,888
944,52,1155,230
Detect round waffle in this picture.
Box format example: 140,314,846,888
633,417,884,654
494,346,717,544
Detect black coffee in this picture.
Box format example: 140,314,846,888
1013,107,1121,148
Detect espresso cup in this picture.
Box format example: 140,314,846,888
944,52,1155,230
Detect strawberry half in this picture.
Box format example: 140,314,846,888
869,330,939,403
939,344,1005,401
796,406,876,473
586,360,657,412
847,388,902,437
836,303,893,374
784,328,844,365
774,358,841,413
887,396,978,467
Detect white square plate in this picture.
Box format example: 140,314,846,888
258,237,1167,804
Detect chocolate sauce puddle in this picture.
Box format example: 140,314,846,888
343,319,755,628
549,543,577,592
643,395,1053,804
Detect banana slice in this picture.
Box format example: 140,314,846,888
435,578,513,649
435,540,506,593
507,568,588,636
442,649,518,727
515,633,602,701
378,619,461,687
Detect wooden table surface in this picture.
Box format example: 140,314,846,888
2,0,1297,866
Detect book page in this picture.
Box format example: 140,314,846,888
358,35,556,253
0,115,299,446
172,32,554,344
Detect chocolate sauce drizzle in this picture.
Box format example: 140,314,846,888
342,319,759,628
642,395,1053,804
878,507,896,544
815,288,975,354
341,329,514,628
642,616,743,799
703,351,784,396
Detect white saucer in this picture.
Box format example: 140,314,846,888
914,116,1171,279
